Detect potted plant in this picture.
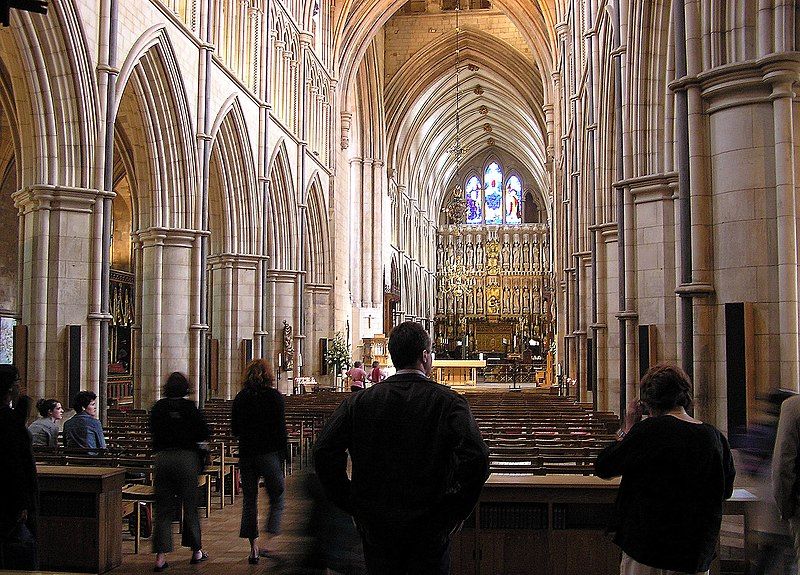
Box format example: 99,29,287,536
324,332,351,389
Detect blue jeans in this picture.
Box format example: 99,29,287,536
239,451,285,539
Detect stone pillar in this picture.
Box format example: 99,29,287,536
767,69,799,391
137,228,197,407
350,157,363,306
372,160,384,307
361,158,374,307
14,186,106,401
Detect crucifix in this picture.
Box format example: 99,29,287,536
366,314,375,329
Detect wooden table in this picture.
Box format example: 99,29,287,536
451,474,758,575
37,465,126,574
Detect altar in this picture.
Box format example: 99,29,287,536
432,359,486,386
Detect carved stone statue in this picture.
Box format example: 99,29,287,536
475,240,484,269
512,240,521,270
522,238,531,268
282,320,294,371
476,286,484,314
501,241,511,270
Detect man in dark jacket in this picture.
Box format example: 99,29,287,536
0,364,38,569
314,321,489,575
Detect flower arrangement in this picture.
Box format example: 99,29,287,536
324,332,351,373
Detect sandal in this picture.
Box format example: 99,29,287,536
190,550,209,564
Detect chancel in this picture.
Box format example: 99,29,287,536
0,0,797,573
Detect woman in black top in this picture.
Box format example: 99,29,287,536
149,372,210,571
232,359,288,564
595,364,735,575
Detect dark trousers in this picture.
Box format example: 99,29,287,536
358,526,451,575
152,449,201,553
239,451,285,539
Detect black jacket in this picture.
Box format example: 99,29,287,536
149,397,209,453
595,415,735,573
0,404,38,537
231,387,288,459
314,373,490,538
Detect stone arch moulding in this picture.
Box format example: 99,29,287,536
209,95,260,255
268,139,299,270
4,0,98,188
113,25,199,231
333,0,558,111
304,171,331,285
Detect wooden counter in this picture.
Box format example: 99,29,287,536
36,465,126,573
451,474,757,575
432,359,487,386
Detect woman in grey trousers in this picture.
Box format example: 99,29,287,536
232,359,288,564
149,372,210,571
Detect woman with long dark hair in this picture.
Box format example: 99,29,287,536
149,372,210,571
232,359,288,564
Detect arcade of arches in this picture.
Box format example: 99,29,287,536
0,0,799,434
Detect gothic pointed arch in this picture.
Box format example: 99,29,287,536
304,172,331,285
114,26,198,231
268,141,298,270
0,0,98,189
209,96,261,255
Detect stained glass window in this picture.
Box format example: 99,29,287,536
484,162,503,224
465,176,482,224
505,175,522,224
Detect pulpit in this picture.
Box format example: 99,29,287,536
36,465,126,573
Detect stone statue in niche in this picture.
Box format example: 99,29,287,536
501,241,511,270
436,238,444,267
476,286,484,314
542,240,548,269
512,240,521,271
282,320,294,371
533,239,540,269
475,240,484,269
466,287,475,314
522,237,530,267
465,239,474,270
522,285,531,312
502,285,511,313
513,286,521,312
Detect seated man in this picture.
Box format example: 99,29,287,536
63,390,106,451
314,321,489,575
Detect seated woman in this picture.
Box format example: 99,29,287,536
27,399,64,447
62,390,106,450
595,364,735,575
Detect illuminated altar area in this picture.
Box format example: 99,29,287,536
434,156,555,387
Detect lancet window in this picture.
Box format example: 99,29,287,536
464,161,525,225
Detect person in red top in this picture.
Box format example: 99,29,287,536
346,361,368,392
368,361,385,384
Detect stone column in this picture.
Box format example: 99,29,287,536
350,157,363,306
361,158,374,307
372,159,384,308
137,228,197,407
14,186,107,401
766,69,799,391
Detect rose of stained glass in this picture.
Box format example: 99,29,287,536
465,176,482,224
505,175,522,224
484,162,503,224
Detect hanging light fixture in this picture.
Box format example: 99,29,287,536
445,5,468,225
